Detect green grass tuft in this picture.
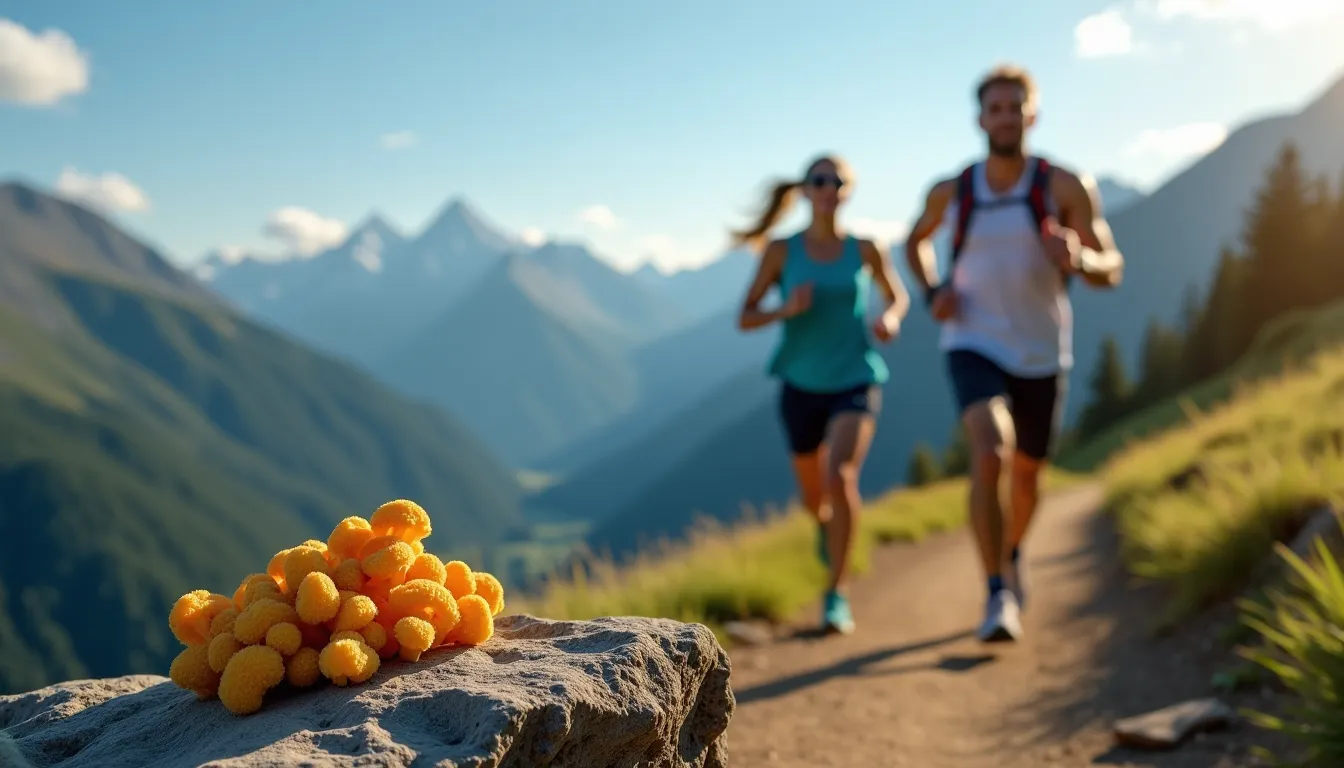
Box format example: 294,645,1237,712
1238,529,1344,766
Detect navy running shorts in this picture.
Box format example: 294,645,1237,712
777,381,882,456
945,349,1066,461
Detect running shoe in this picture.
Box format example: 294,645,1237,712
976,588,1023,643
822,590,855,635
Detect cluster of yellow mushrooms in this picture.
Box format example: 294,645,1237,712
165,499,505,714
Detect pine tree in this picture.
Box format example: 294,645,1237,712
1182,246,1250,383
1300,172,1338,308
1179,284,1203,337
1132,317,1185,409
1076,334,1133,439
1323,171,1344,304
906,443,942,487
1240,141,1316,332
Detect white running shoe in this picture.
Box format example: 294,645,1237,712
977,589,1023,643
1005,556,1026,613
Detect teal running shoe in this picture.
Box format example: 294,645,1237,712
822,590,855,635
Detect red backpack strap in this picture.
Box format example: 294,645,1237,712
1026,157,1072,287
1026,156,1052,232
950,164,978,263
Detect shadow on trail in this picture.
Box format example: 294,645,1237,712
733,628,975,705
989,501,1280,766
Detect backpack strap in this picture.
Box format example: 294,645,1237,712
1025,157,1052,232
949,164,978,265
1025,157,1073,288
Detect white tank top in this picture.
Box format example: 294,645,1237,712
938,158,1072,376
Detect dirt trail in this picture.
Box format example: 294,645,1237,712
724,483,1288,767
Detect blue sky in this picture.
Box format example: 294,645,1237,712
2,1,1343,273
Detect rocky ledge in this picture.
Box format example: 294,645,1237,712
0,615,734,768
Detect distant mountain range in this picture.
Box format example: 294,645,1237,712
0,183,525,694
199,204,759,464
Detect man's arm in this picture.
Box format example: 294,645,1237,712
1055,170,1124,288
903,178,956,301
860,239,910,321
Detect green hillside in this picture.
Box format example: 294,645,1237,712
49,272,522,528
0,185,526,694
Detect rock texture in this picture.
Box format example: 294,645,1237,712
1112,698,1235,750
0,615,734,768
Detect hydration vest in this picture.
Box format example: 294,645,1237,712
949,156,1071,286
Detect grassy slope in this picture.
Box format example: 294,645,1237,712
1092,300,1344,629
0,268,527,693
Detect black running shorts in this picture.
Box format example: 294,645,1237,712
777,381,882,456
945,349,1066,461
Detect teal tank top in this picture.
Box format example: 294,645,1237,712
767,233,890,392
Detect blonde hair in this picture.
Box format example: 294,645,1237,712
730,154,849,250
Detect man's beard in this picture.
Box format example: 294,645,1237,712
987,135,1024,157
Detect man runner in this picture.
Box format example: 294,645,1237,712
903,64,1125,642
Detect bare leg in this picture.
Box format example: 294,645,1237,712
962,397,1016,586
823,412,877,592
789,450,832,525
1008,452,1045,555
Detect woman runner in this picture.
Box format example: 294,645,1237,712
733,153,910,634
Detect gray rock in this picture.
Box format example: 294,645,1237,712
0,615,734,768
1113,698,1234,750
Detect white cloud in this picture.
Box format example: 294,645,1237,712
519,226,547,247
261,207,349,256
639,234,678,260
0,18,89,106
1074,8,1135,57
1141,0,1342,28
1124,121,1228,161
215,245,250,265
849,218,911,250
578,204,619,230
379,130,417,150
54,167,151,213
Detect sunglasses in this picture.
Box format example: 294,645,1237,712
806,174,846,189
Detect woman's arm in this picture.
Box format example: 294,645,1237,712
861,238,911,322
737,239,795,331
